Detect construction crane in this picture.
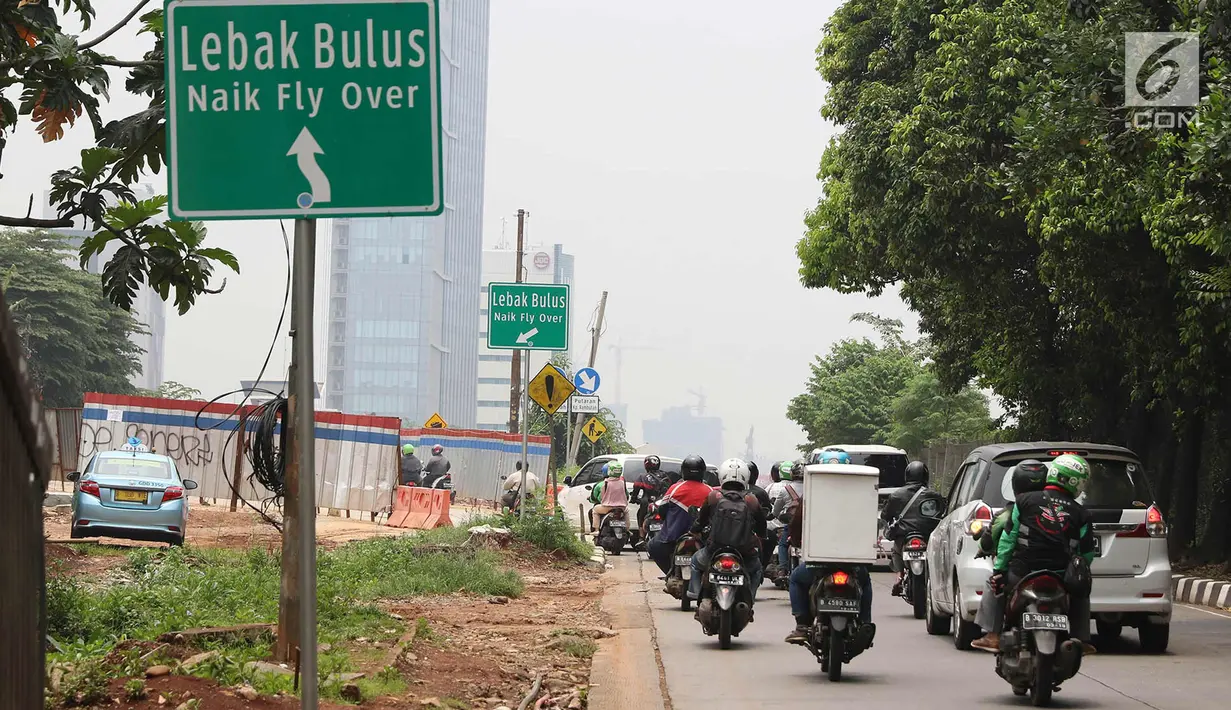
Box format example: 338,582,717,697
607,339,663,405
687,388,707,416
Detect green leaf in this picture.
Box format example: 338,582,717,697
80,146,122,181
196,247,240,273
99,244,145,312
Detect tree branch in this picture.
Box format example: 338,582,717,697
0,215,73,228
97,58,159,68
79,0,155,51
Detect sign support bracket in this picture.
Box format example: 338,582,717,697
518,350,530,521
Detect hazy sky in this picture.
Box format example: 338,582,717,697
2,0,919,461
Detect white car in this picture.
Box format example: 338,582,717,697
924,442,1172,652
558,455,685,536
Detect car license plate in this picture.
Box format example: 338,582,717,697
649,523,663,532
1021,613,1069,631
903,550,927,560
675,555,692,566
710,573,744,585
815,597,859,613
114,489,148,503
1092,536,1102,557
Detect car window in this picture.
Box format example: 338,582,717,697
983,455,1153,509
947,463,973,510
846,453,907,489
621,458,648,484
661,461,681,475
574,460,609,486
93,456,173,479
958,460,985,506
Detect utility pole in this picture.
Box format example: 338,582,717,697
507,209,526,434
567,292,607,465
275,219,319,710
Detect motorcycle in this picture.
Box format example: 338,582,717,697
640,505,665,551
898,535,928,619
773,544,801,589
595,507,629,555
805,564,873,681
425,471,456,503
665,534,702,611
995,572,1084,706
694,546,754,649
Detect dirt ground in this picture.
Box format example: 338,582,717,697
45,504,606,709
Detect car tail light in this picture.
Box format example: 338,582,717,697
1146,505,1166,537
80,480,100,497
1046,450,1086,457
830,570,850,586
161,486,184,503
907,538,926,549
965,503,992,535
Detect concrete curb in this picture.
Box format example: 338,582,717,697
1172,573,1231,610
587,546,607,569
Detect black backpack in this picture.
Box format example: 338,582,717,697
708,490,753,551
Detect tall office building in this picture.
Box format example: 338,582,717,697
325,0,491,426
642,406,725,461
476,244,575,430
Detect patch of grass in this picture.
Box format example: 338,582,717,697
123,678,147,701
492,503,593,561
66,543,130,557
553,635,597,659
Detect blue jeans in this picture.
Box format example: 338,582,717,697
778,529,791,569
789,565,873,624
647,535,676,575
687,549,763,601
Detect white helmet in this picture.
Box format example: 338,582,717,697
718,458,750,490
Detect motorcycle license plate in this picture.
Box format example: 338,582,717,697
610,521,627,528
675,555,692,566
710,573,744,585
1021,613,1069,631
649,523,663,532
815,597,859,613
903,550,927,560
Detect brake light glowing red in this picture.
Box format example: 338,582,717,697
1146,505,1165,537
161,486,184,503
830,571,850,586
907,538,925,549
1046,450,1084,456
966,504,992,535
80,480,100,497
719,557,736,570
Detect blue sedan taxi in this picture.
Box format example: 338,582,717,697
68,437,198,545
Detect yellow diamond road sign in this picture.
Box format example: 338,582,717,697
582,416,607,443
528,363,575,415
425,413,447,428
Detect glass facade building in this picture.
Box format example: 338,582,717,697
325,0,490,427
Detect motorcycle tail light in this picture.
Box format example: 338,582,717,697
907,538,925,549
829,570,850,586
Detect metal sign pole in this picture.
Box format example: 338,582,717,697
292,218,319,708
564,395,573,471
519,350,530,521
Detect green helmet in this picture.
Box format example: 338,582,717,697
780,461,794,481
402,444,415,455
607,461,623,477
1047,454,1090,495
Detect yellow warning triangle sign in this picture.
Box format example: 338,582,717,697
424,412,447,428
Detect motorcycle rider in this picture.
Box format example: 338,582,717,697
647,454,712,574
422,444,451,488
745,461,776,568
980,455,1097,654
632,454,672,532
970,460,1048,651
771,458,806,579
589,460,629,532
686,458,768,601
881,460,947,596
399,444,423,487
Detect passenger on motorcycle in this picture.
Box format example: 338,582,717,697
771,459,807,578
766,461,789,502
970,459,1048,651
647,454,712,574
981,455,1097,654
632,454,672,529
422,444,450,487
745,462,776,568
400,444,423,487
589,462,629,531
686,458,767,601
881,460,947,596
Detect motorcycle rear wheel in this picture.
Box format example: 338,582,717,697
680,596,691,611
827,631,844,681
1031,654,1055,706
719,610,733,649
911,573,927,619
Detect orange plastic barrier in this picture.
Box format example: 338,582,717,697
544,484,558,508
386,485,416,527
421,489,453,528
402,488,435,529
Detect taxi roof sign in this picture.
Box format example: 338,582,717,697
119,437,150,452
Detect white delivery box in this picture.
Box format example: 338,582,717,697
801,463,880,565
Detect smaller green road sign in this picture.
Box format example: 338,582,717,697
165,0,442,220
487,282,569,351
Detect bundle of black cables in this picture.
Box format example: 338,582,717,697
246,395,288,503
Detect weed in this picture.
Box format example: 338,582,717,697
375,665,401,684
414,617,438,644
553,634,597,659
191,652,256,687
496,504,592,560
55,657,109,707
123,678,147,701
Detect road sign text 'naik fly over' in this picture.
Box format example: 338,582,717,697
486,282,569,351
165,0,443,220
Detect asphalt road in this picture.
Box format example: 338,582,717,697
624,554,1231,710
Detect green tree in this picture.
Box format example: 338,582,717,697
1,228,142,406
0,2,238,313
136,380,200,400
887,370,995,455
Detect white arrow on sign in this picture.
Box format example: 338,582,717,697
516,328,539,344
287,127,331,205
577,372,596,392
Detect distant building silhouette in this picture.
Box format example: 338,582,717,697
642,405,724,461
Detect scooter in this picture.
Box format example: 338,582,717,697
995,572,1084,706
694,546,754,649
641,505,665,551
427,471,456,503
595,507,629,555
665,533,702,611
805,564,873,681
774,544,801,589
898,535,928,619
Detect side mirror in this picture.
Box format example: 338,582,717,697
183,479,199,490
66,471,80,482
500,474,508,481
562,476,573,486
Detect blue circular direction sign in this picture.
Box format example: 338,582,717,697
574,367,601,395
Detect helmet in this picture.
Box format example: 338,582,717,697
432,444,443,455
819,450,850,465
607,461,624,477
795,459,809,474
779,460,794,481
747,461,760,487
769,462,781,482
644,455,661,473
1011,459,1048,496
1047,454,1090,495
601,463,610,475
681,454,706,481
905,460,929,485
402,444,415,455
718,458,751,490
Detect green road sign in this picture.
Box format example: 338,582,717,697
487,282,569,351
165,0,442,220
